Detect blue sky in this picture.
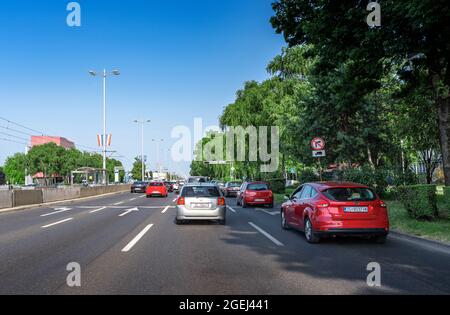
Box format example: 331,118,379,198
0,0,285,176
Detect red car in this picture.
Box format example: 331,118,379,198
146,182,168,198
281,182,389,244
236,181,274,208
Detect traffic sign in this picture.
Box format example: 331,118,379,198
312,150,326,158
311,137,326,151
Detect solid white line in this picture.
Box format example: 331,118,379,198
40,208,72,217
227,206,236,213
121,224,154,252
248,222,284,246
42,218,73,229
89,207,107,214
257,209,279,216
161,206,170,213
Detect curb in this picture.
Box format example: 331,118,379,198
0,190,130,214
390,229,450,249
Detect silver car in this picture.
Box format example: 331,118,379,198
176,183,226,225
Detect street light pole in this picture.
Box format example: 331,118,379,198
89,69,120,185
134,120,151,181
152,139,164,174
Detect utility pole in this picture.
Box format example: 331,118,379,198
134,120,151,181
89,69,120,185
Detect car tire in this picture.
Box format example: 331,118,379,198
268,202,274,209
242,199,247,208
175,218,184,225
373,234,387,244
304,218,320,244
219,218,226,225
281,209,290,230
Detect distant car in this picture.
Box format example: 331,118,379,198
173,182,180,192
187,176,208,184
223,182,242,197
131,181,148,193
164,181,174,192
175,183,226,225
237,181,274,208
281,182,390,244
146,182,168,198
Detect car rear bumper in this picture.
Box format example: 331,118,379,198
225,191,238,196
176,206,226,220
315,228,389,237
244,197,273,205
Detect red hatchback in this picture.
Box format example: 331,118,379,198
237,182,274,208
281,182,389,244
146,182,168,198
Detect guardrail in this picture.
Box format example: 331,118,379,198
0,184,131,209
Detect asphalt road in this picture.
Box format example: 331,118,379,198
0,191,449,295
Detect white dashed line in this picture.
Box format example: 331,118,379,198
89,207,107,214
161,206,170,213
114,201,125,206
41,218,73,229
172,198,178,202
248,222,284,246
129,198,137,201
40,207,72,217
122,224,154,252
227,206,236,213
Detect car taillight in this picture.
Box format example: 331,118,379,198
217,197,226,206
316,200,329,208
380,202,387,208
177,197,185,205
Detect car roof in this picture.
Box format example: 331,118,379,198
184,183,217,187
306,182,370,190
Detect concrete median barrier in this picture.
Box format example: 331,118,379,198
0,184,131,210
13,190,43,207
0,191,13,208
42,187,81,203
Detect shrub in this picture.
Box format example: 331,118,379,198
335,166,389,196
297,169,319,184
267,178,286,194
397,185,438,220
443,187,450,211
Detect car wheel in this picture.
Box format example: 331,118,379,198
281,210,290,230
304,218,320,244
373,234,387,244
242,199,247,208
237,198,241,206
175,218,184,225
268,202,274,209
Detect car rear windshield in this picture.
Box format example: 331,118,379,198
228,182,241,187
323,188,376,202
247,183,269,191
182,186,221,197
149,182,164,187
134,182,145,185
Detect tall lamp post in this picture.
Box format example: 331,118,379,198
134,120,151,181
89,69,120,185
152,138,164,174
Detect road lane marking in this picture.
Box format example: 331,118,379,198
256,208,279,216
129,198,137,201
161,206,170,213
114,201,125,206
119,207,139,217
40,207,72,217
139,195,146,198
227,206,236,213
122,224,154,252
248,222,284,247
172,198,178,202
42,218,73,229
89,207,107,214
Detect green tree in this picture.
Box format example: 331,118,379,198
26,143,66,185
271,0,450,184
4,153,26,185
131,157,144,181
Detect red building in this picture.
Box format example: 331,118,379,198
31,136,75,149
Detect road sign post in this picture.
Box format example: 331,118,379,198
311,137,326,181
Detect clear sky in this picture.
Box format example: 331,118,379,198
0,0,285,177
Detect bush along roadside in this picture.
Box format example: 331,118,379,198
397,185,438,220
443,187,450,213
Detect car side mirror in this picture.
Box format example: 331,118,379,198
284,195,290,201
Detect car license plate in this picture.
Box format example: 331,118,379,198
255,199,265,202
191,203,210,209
344,207,368,213
152,191,161,194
